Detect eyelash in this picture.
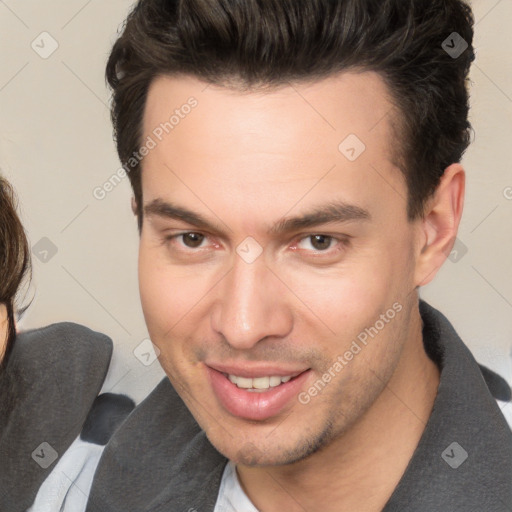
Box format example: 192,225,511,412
163,232,350,258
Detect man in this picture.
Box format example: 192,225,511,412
82,0,512,510
14,0,512,511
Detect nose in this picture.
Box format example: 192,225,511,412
210,252,293,350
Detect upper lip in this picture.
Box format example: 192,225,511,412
206,362,310,379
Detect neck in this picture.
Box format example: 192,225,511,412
236,307,440,512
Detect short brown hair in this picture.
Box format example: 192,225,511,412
106,0,475,231
0,176,32,369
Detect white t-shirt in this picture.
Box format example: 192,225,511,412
214,461,259,512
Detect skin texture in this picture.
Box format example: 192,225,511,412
137,72,464,511
0,304,8,363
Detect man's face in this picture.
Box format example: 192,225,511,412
138,72,423,465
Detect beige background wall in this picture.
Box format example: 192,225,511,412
1,0,511,404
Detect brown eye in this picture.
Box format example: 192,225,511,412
309,235,333,251
181,232,205,248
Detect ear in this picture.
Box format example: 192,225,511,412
414,163,465,287
131,196,138,216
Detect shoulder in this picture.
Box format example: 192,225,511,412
0,322,115,512
1,321,114,423
12,321,113,372
2,321,114,418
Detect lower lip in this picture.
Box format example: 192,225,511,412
206,366,311,421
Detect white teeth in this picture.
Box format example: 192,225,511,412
226,373,295,390
235,377,253,389
252,377,270,389
269,376,282,387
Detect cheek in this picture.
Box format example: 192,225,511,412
138,240,217,364
279,235,413,367
138,247,200,385
138,242,187,338
0,327,7,363
0,304,9,362
280,258,397,337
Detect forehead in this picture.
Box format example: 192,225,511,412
140,72,405,230
143,71,396,156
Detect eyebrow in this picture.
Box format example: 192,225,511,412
144,198,371,236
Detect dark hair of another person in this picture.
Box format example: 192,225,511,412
105,0,475,233
0,176,31,370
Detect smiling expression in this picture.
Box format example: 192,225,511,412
137,71,426,465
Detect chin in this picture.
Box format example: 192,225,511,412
205,415,339,468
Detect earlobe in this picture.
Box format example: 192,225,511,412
414,164,465,287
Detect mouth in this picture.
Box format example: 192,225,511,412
222,372,302,392
206,365,312,421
